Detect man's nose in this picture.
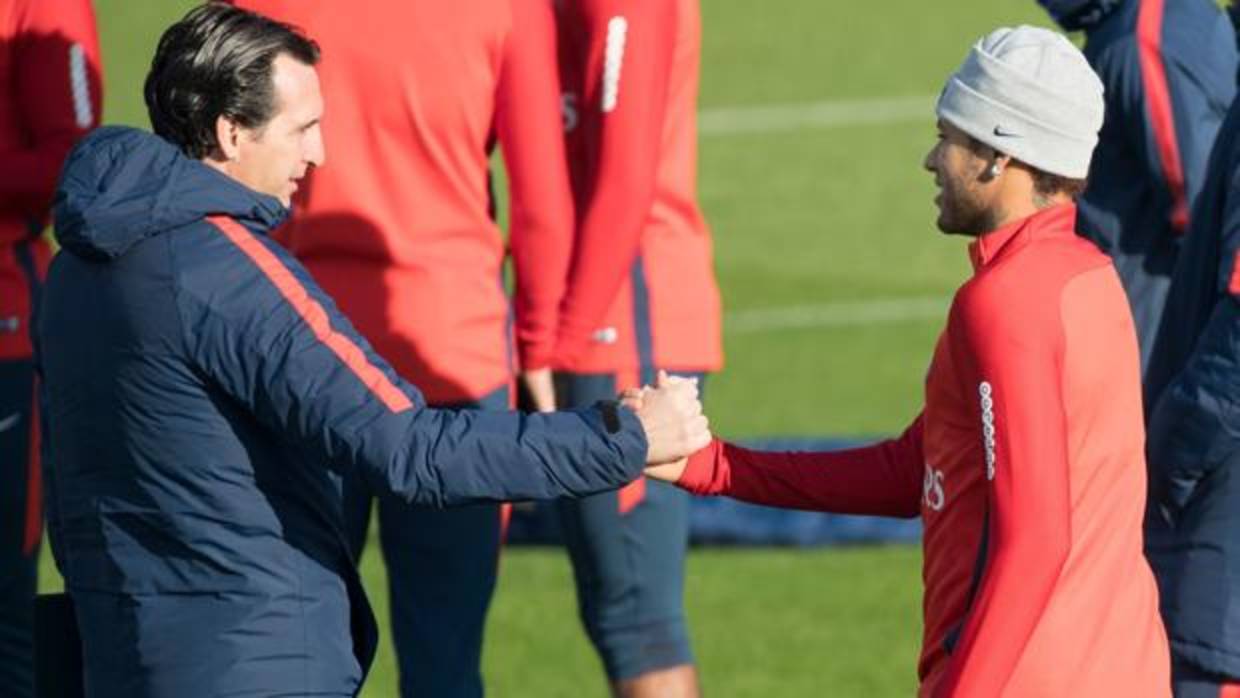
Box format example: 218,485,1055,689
306,128,326,167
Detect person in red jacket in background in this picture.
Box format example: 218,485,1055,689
229,1,572,695
643,26,1172,698
551,0,722,694
0,1,101,695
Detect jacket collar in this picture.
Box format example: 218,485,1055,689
54,126,288,261
968,203,1077,272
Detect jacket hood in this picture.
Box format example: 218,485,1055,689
53,126,287,261
1038,0,1124,31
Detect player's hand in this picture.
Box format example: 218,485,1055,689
632,371,710,465
619,387,644,412
519,368,556,412
644,457,689,483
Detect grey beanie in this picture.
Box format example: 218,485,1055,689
936,25,1105,179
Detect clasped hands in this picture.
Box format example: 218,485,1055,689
624,370,709,482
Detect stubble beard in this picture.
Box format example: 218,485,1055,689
936,186,997,237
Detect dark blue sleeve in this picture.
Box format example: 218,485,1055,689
1147,138,1240,514
1089,40,1148,171
174,224,647,506
1218,134,1240,300
1091,14,1236,232
1147,296,1240,512
1164,16,1237,215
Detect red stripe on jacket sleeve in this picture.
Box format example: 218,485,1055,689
1229,249,1240,296
207,216,414,413
1137,0,1189,232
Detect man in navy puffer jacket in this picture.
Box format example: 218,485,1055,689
1144,97,1240,698
36,5,709,696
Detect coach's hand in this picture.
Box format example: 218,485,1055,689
628,371,710,465
644,456,690,483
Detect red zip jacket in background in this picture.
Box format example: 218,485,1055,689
0,0,101,569
554,0,722,376
0,0,101,361
679,205,1170,697
234,0,573,403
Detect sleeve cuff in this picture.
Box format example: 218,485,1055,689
551,320,595,369
516,348,552,372
613,403,649,476
677,438,725,495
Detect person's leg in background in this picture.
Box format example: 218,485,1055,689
0,240,48,698
353,387,508,698
555,371,702,698
1157,456,1240,698
0,360,36,698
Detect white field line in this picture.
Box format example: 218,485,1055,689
699,95,936,136
724,295,950,334
699,96,945,331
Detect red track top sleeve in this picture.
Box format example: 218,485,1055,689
500,0,575,371
677,416,925,518
931,284,1073,698
1,0,102,217
553,0,677,366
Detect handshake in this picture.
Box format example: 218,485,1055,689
624,371,711,480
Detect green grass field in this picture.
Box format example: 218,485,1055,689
42,1,1053,695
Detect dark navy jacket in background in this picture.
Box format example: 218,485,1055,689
1045,0,1237,377
1144,94,1240,678
1044,0,1240,679
37,126,648,697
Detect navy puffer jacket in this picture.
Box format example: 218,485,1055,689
38,126,647,697
1146,96,1240,678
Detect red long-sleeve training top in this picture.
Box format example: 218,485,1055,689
0,0,101,361
553,0,722,376
680,204,1170,697
235,0,574,403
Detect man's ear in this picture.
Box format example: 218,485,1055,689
213,115,242,162
983,153,1012,181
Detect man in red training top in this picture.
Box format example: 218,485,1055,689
643,25,1171,697
229,0,573,695
551,0,722,694
0,1,102,695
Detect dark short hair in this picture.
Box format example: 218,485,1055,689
1030,169,1088,200
964,135,1088,200
144,2,319,159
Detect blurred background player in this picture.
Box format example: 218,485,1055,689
229,0,573,695
1230,2,1240,73
552,0,722,695
1036,3,1238,668
1036,0,1237,378
0,0,101,694
1144,84,1240,698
